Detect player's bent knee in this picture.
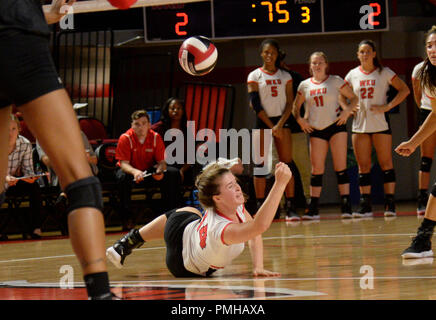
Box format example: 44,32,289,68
64,176,104,215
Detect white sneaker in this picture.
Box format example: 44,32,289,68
106,247,123,269
341,213,352,219
384,210,396,217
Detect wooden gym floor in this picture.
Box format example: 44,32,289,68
0,201,435,300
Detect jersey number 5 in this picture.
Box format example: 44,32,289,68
360,87,374,99
271,86,278,97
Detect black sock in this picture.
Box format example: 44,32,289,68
419,189,429,198
84,272,111,299
285,197,295,208
340,195,350,203
422,218,436,230
309,197,319,209
385,194,394,202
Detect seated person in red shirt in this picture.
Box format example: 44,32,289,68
115,110,182,230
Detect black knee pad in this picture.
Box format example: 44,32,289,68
359,173,371,186
310,174,323,187
336,169,349,185
64,176,103,215
420,157,433,173
382,169,396,183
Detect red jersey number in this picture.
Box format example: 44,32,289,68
314,95,324,107
199,224,208,249
360,87,374,100
271,86,278,97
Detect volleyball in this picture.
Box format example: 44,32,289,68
107,0,138,10
178,36,218,76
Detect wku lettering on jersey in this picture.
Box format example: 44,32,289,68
360,79,376,87
265,79,282,85
310,88,327,96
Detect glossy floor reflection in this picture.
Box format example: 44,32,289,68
0,207,434,300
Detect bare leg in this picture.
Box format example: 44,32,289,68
372,133,395,195
275,128,295,197
139,214,167,240
329,132,349,195
425,195,436,221
18,89,106,275
309,137,329,198
419,132,436,190
352,133,372,195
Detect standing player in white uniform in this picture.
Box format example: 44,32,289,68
106,161,291,277
396,26,436,258
247,39,296,220
343,40,410,218
412,60,435,215
293,52,358,220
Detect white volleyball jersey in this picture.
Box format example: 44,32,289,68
345,66,397,133
182,205,246,276
297,75,347,130
412,61,432,111
247,67,293,117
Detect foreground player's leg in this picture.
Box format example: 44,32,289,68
19,89,111,299
402,194,436,259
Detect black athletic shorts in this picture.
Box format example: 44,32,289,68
164,209,202,278
256,116,291,130
310,122,347,141
419,108,432,126
0,29,63,108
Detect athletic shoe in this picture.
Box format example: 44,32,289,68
106,228,144,269
90,292,122,300
401,227,434,259
302,207,320,220
384,197,396,217
286,212,301,222
417,193,428,217
285,199,300,221
340,196,352,219
352,197,372,218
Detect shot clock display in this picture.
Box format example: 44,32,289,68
144,0,388,42
213,0,323,37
